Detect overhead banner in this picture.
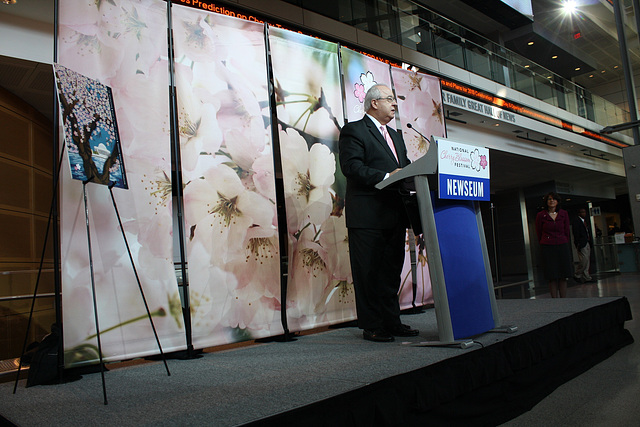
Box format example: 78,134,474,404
442,90,517,126
436,137,490,201
441,80,628,148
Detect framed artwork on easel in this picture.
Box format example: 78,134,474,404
54,63,128,189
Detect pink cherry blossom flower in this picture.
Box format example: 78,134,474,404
353,83,366,103
480,155,488,169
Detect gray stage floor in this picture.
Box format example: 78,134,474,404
0,297,630,426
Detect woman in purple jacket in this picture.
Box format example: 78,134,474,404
535,192,572,298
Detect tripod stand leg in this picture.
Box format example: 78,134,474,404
83,181,108,405
108,183,170,376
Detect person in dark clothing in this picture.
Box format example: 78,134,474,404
339,84,419,342
535,192,572,298
572,207,595,283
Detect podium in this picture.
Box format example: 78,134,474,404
376,141,513,347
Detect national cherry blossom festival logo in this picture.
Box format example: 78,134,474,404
353,71,377,103
470,148,488,172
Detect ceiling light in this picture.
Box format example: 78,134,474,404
552,55,558,59
2,0,17,4
589,75,594,78
527,41,534,46
575,67,581,71
562,1,578,14
601,70,606,73
524,64,530,68
494,123,500,126
614,65,619,69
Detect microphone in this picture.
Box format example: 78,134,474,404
406,123,429,141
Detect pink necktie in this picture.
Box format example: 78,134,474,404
380,125,398,161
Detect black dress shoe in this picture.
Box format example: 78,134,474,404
387,324,419,337
363,329,394,342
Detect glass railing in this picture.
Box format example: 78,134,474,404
285,0,633,140
392,1,631,135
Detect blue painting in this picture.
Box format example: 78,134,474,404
54,64,127,189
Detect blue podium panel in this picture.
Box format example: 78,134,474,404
433,197,495,339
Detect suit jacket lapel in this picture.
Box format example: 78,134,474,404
364,117,399,165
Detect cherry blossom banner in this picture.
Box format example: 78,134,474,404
268,27,353,331
390,67,446,162
59,0,186,367
391,67,446,308
172,6,282,347
57,1,446,360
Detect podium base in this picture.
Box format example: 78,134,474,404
404,339,475,349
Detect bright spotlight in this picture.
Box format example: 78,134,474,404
562,1,578,14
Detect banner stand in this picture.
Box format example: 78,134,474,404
263,23,295,342
405,228,425,314
165,0,201,359
376,139,516,349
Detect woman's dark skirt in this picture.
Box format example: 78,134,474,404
540,243,573,280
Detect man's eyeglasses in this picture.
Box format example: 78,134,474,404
375,96,396,103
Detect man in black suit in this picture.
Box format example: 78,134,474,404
339,84,419,342
572,207,595,283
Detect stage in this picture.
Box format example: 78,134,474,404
0,297,633,426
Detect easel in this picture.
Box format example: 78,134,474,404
15,69,171,405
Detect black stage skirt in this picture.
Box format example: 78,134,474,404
541,243,573,280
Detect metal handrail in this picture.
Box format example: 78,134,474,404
493,279,533,290
0,270,57,302
0,269,55,275
0,293,56,302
